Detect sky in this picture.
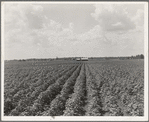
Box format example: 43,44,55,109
3,2,146,60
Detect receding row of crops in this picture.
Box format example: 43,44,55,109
42,65,82,116
63,64,86,116
85,65,104,116
89,60,144,116
4,62,81,116
4,60,144,116
9,66,76,116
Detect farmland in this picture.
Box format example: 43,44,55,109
4,59,144,116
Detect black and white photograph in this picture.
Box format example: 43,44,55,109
1,1,148,121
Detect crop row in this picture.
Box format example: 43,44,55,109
89,61,144,116
41,65,82,116
63,64,86,116
4,65,77,115
4,60,144,116
84,65,104,116
14,65,80,116
5,65,71,102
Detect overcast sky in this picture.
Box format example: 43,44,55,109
3,2,146,60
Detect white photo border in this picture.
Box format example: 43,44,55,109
1,1,148,121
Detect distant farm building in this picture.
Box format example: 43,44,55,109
76,57,88,61
81,57,88,61
76,58,81,61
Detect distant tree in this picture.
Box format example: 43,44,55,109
140,54,144,59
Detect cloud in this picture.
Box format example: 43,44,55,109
131,9,144,27
4,3,77,49
32,4,43,12
77,25,102,41
91,4,144,32
4,3,45,49
4,3,44,30
69,22,74,30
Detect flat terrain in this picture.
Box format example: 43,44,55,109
4,59,144,116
